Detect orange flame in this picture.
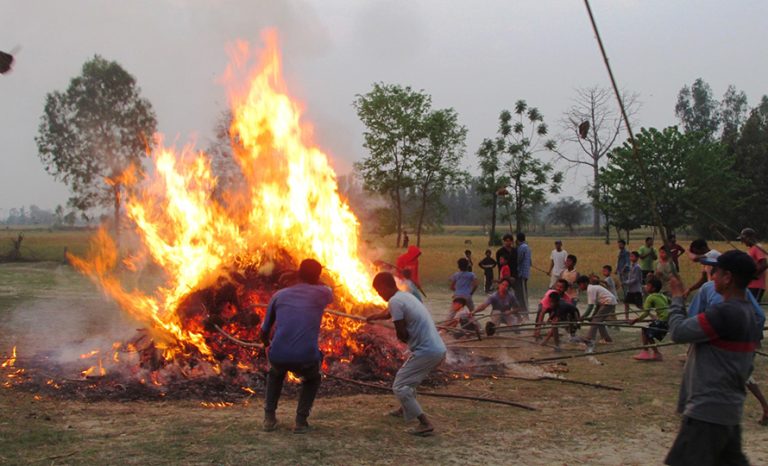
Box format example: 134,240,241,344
68,30,383,364
1,346,16,368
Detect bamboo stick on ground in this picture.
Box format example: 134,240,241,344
517,341,681,364
324,373,537,411
439,370,623,392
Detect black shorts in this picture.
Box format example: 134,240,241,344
665,416,748,466
625,292,643,307
643,320,668,342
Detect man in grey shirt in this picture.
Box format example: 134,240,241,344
368,272,447,436
664,250,761,466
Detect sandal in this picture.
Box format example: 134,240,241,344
407,425,434,436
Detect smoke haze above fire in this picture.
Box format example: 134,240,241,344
1,0,766,215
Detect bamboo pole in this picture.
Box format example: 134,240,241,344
518,341,681,364
440,370,623,392
324,373,537,411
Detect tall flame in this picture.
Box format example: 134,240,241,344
69,30,382,361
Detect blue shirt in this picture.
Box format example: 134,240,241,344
261,283,334,364
481,291,520,311
388,291,446,356
451,271,476,297
517,242,531,279
617,249,630,279
688,280,766,328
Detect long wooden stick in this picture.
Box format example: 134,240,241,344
325,373,537,411
441,370,623,392
518,341,680,364
214,325,264,348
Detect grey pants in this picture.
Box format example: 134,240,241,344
393,352,445,421
585,304,615,341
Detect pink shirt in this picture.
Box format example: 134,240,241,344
539,289,573,311
748,245,766,290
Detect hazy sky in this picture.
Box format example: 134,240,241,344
1,0,766,216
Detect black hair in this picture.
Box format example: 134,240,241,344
556,278,570,289
647,278,662,293
576,275,590,285
298,259,323,284
645,236,653,242
485,249,492,255
464,249,472,256
602,265,612,272
690,239,709,253
452,297,467,306
502,233,514,241
457,258,470,271
401,269,412,279
373,271,397,290
516,232,526,242
618,239,626,245
566,254,577,265
630,250,640,257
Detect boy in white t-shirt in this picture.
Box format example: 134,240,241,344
576,275,618,352
547,240,568,288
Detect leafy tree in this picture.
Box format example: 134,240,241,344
600,127,741,238
546,196,589,234
353,83,431,246
556,86,638,235
36,55,157,244
731,95,768,233
476,137,509,245
409,108,468,246
675,78,720,140
720,85,749,151
486,101,563,233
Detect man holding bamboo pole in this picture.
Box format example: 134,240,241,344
665,251,761,465
367,272,446,436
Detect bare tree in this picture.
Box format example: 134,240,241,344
555,86,639,236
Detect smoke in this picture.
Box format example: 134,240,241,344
4,265,142,365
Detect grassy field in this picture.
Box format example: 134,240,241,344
1,230,766,464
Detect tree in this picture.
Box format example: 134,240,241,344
556,86,638,236
600,127,741,238
547,196,589,234
36,55,157,245
720,85,749,151
731,95,768,234
484,101,562,233
409,108,468,246
353,83,431,246
476,137,509,245
675,78,720,140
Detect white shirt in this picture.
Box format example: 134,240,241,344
587,284,617,306
550,249,568,276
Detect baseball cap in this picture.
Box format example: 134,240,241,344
698,250,756,280
737,228,757,240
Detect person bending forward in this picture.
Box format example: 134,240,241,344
368,272,447,436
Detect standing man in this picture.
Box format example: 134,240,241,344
478,249,497,293
260,259,334,434
665,251,761,465
367,272,447,436
495,233,517,281
616,239,631,288
638,236,657,282
667,233,686,271
515,232,531,316
547,240,568,289
738,227,767,302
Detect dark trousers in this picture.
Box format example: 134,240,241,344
484,271,494,292
665,416,748,466
264,360,321,420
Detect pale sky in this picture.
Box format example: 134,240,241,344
1,0,766,216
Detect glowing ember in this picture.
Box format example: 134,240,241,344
1,346,16,368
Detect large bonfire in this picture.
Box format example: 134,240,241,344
3,32,419,400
